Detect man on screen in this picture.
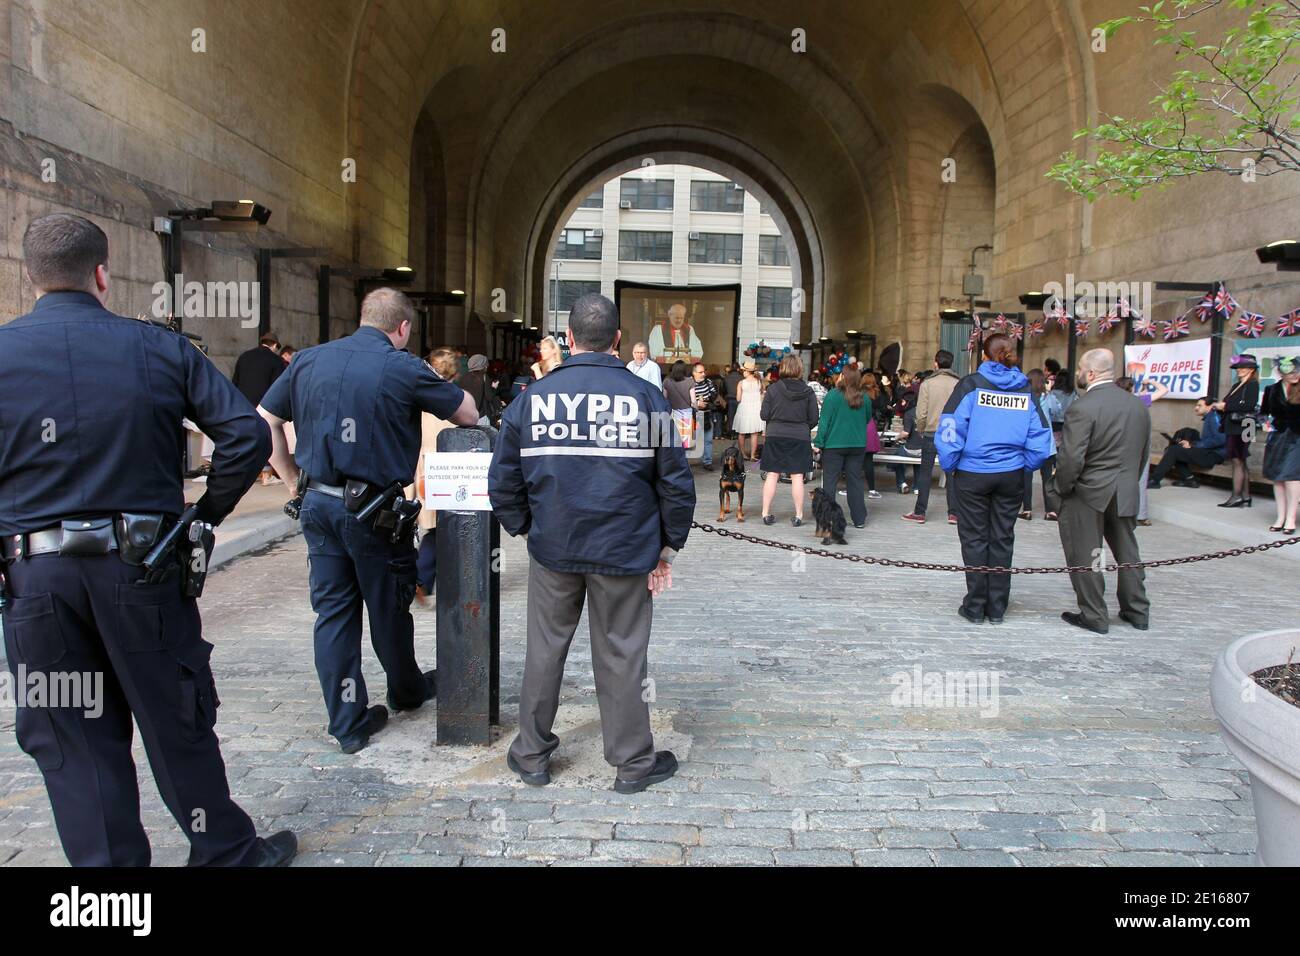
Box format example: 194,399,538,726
648,302,704,365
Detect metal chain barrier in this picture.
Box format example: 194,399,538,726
690,520,1300,574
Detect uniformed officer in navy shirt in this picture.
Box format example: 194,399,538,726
490,293,696,793
258,288,477,753
0,213,295,866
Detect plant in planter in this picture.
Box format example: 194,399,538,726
1209,629,1300,866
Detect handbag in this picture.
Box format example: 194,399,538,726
866,418,882,453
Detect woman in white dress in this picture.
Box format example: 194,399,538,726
732,360,765,461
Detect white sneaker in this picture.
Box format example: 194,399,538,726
899,483,910,494
868,490,882,500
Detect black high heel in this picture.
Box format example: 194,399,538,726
1218,495,1251,508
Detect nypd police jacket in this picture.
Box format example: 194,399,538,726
488,352,696,576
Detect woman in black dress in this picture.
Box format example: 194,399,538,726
1216,353,1260,508
758,354,820,526
1263,355,1300,534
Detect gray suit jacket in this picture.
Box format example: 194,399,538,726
1055,381,1151,517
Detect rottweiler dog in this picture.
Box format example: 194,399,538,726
811,487,847,545
718,444,747,522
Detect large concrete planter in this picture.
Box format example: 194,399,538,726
1209,628,1300,866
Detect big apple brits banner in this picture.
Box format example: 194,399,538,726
1123,338,1212,400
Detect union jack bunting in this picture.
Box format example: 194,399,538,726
1074,318,1090,339
1008,321,1024,341
1027,317,1045,337
1163,316,1190,340
1212,286,1237,318
1096,313,1121,334
1277,310,1300,337
1234,312,1265,338
1046,298,1072,329
968,327,983,350
1114,297,1142,320
990,313,1008,331
1133,316,1157,338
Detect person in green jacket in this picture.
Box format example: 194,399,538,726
814,365,872,528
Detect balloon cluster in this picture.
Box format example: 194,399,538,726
817,351,854,378
744,339,793,360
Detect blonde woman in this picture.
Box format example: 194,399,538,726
532,335,562,379
410,347,460,604
732,359,765,461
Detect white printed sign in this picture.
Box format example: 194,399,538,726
423,452,492,511
976,390,1029,411
1123,338,1212,400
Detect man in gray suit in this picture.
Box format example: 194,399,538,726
1055,348,1152,634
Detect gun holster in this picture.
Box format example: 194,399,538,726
182,519,216,598
284,472,309,520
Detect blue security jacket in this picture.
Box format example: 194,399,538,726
1198,409,1227,455
935,361,1053,474
488,352,697,576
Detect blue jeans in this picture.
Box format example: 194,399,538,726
299,490,427,746
699,412,713,465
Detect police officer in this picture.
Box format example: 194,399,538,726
490,293,696,793
935,332,1053,625
257,289,477,753
0,214,295,866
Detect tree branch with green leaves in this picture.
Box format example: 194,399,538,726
1048,0,1300,201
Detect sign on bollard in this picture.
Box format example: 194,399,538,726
430,426,499,745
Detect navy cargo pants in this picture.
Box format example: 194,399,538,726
1,553,258,866
299,490,427,748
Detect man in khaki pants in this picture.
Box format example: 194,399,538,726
489,294,696,793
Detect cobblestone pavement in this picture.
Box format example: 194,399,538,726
1,467,1283,867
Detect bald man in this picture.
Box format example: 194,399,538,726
1055,348,1152,634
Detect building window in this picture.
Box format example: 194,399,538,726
549,279,601,312
691,180,745,212
757,286,792,318
618,230,673,262
688,232,743,265
579,189,603,209
758,235,790,267
619,178,674,210
555,228,602,260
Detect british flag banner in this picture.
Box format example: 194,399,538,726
1133,315,1157,339
1234,312,1266,338
1046,298,1072,329
1027,317,1045,337
1008,321,1024,341
1163,316,1190,340
1277,310,1300,337
1074,318,1090,339
1096,313,1121,335
1212,286,1237,319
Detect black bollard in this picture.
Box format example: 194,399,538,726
433,426,500,744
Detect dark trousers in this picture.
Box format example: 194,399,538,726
1022,455,1060,513
300,490,426,747
863,452,877,491
1059,493,1149,631
725,398,738,435
510,560,656,781
416,527,437,591
821,446,867,525
2,553,258,866
1150,445,1222,483
913,434,953,517
952,469,1023,620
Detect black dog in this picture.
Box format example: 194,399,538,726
718,444,746,522
811,487,847,545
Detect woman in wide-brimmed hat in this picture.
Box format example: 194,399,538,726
1215,353,1260,508
732,358,765,461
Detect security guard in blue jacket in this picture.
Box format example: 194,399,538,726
490,293,695,793
258,289,477,753
936,332,1053,625
0,214,295,866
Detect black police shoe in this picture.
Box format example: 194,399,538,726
1172,477,1200,489
247,829,298,867
613,751,678,794
506,751,551,787
957,606,983,626
1119,611,1149,631
388,669,437,712
340,705,390,754
1061,611,1109,635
